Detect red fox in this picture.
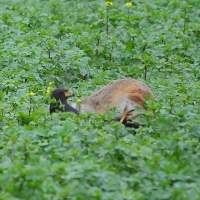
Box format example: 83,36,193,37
50,78,154,127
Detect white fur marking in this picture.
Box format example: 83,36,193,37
71,103,77,109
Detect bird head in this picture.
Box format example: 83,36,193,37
51,88,75,102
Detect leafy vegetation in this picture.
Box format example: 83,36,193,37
1,0,200,199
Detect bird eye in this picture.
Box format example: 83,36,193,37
64,90,74,97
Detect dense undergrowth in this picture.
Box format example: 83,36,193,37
1,0,200,199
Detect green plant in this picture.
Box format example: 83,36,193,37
1,0,200,199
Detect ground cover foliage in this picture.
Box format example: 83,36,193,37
0,0,200,199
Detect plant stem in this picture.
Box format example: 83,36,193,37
183,7,187,33
144,65,147,80
106,7,109,34
127,8,130,28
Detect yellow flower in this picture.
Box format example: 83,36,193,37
77,98,82,103
125,2,132,8
46,86,51,95
106,1,113,6
27,92,35,97
48,81,54,86
30,92,35,96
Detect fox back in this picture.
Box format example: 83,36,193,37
80,78,154,114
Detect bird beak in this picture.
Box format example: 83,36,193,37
64,90,75,97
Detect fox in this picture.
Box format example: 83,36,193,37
50,78,154,127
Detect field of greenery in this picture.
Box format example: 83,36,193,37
1,0,200,199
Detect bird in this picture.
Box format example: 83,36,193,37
49,88,79,115
49,78,154,127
